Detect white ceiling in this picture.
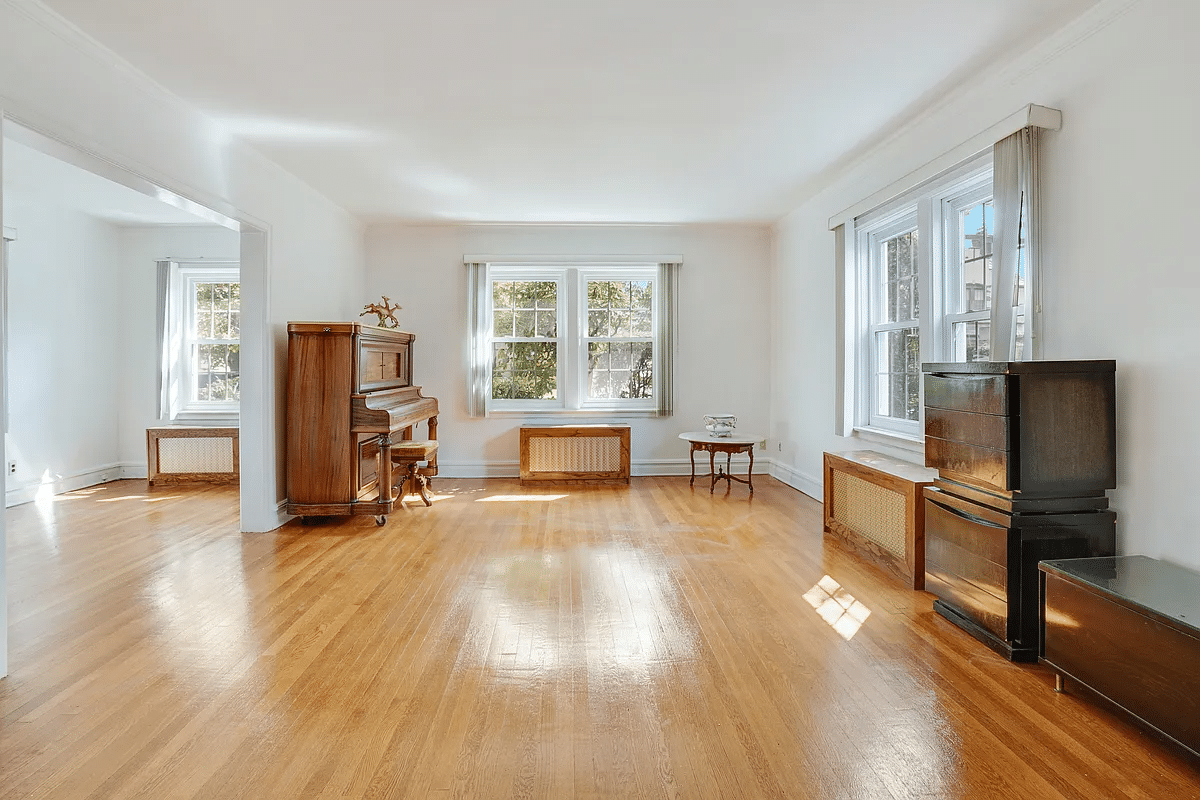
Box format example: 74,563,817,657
3,136,221,226
34,0,1098,224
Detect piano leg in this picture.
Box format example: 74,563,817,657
377,433,394,510
427,416,439,489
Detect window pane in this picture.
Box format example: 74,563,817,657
881,231,918,324
196,311,212,339
588,310,609,337
514,310,536,337
953,320,991,363
493,281,514,308
491,341,557,400
631,310,652,337
212,311,230,339
588,342,652,400
874,327,919,421
961,201,993,313
631,280,652,311
493,309,514,338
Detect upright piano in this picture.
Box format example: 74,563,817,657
286,322,438,523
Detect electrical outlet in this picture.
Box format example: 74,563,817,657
777,442,782,452
7,461,15,475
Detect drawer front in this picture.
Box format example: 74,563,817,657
1043,573,1200,754
925,407,1011,450
925,437,1012,494
925,374,1010,416
925,496,1014,640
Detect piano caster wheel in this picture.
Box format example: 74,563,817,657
375,515,387,526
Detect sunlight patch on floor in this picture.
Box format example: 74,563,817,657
803,575,871,640
476,494,568,503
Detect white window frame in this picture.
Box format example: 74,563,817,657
485,263,659,415
165,261,240,422
853,153,993,442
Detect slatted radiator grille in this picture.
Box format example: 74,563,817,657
159,436,235,473
147,427,239,485
830,470,906,557
529,436,620,473
519,425,631,484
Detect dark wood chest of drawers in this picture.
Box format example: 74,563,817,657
922,360,1117,661
1041,556,1200,759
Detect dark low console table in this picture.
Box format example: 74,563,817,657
1040,555,1200,759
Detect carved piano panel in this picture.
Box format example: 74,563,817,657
286,323,438,521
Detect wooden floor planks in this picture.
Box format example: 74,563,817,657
1,477,1198,799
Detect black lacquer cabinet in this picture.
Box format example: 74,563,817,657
921,360,1117,661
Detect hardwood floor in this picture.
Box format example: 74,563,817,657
2,477,1198,799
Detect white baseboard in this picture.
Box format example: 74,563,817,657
768,461,822,501
436,461,521,479
433,458,773,480
119,462,148,479
5,462,127,507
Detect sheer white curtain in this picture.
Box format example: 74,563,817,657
990,126,1040,361
465,262,490,417
655,261,680,417
155,260,172,420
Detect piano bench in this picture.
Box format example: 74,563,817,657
391,441,439,507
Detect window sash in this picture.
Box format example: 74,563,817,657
579,270,656,410
488,270,565,411
862,213,921,434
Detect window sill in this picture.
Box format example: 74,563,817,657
171,412,240,426
850,426,925,456
486,408,660,420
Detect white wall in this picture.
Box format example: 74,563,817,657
365,224,772,474
3,199,122,504
771,0,1200,570
115,225,241,469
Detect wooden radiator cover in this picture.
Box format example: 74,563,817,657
823,451,937,589
520,425,630,485
147,427,239,486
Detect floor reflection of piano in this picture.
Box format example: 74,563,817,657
286,322,439,524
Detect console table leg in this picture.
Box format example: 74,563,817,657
748,447,755,492
709,450,717,494
689,445,697,486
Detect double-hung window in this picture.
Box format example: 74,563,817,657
159,261,240,421
471,261,672,415
855,155,997,439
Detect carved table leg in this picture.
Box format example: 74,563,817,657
748,445,755,493
689,443,697,486
709,448,717,493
